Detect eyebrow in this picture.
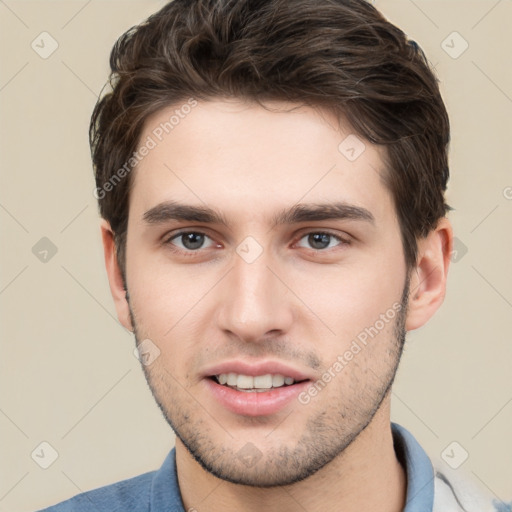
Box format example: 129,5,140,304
142,200,375,227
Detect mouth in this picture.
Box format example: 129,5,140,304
209,373,308,392
202,363,313,416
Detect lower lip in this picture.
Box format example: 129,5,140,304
204,378,310,417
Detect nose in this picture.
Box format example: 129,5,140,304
216,247,294,343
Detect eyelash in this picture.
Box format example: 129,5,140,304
163,230,350,256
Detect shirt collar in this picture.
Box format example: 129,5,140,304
392,422,435,512
150,446,185,511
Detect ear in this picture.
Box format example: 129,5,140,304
405,217,453,331
100,219,134,332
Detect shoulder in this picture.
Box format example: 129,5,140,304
36,471,155,512
391,423,511,512
432,463,512,512
35,448,184,512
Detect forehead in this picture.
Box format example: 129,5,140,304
130,99,393,224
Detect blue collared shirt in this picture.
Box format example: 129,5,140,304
36,422,500,512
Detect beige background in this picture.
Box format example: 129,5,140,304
0,1,511,511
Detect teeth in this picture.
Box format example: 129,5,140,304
215,373,297,389
272,374,285,387
237,375,254,389
253,375,273,389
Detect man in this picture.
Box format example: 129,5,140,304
38,0,503,510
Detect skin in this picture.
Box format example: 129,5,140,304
101,99,453,512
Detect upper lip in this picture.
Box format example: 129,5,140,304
201,360,314,382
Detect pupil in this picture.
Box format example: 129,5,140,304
183,233,204,250
309,233,330,249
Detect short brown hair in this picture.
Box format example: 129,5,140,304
90,0,450,283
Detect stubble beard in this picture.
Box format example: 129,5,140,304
128,278,410,487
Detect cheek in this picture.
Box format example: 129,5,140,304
293,258,404,342
127,256,216,376
126,242,198,333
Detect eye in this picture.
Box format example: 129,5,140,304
165,231,217,252
296,232,348,251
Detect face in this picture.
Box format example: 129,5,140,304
124,99,410,486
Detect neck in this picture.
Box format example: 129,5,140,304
175,397,406,512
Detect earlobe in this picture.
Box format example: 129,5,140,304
405,218,453,331
100,220,134,332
